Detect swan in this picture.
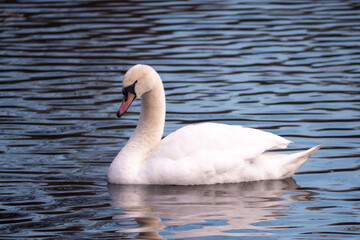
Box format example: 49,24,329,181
108,64,322,185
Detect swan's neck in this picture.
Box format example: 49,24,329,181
127,83,166,154
110,78,165,183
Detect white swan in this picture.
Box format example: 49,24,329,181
108,64,322,185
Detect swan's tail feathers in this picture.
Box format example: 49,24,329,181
282,144,324,178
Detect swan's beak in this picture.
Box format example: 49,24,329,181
117,92,136,118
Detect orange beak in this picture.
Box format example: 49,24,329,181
117,92,136,118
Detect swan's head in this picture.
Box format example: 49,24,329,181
117,64,158,117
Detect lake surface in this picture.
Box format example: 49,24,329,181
0,0,359,239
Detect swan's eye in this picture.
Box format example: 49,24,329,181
122,80,138,101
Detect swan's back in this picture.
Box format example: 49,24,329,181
151,123,290,160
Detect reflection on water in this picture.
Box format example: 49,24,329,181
0,0,359,239
108,179,312,238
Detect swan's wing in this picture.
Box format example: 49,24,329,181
150,122,291,161
138,123,292,184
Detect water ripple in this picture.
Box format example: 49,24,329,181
0,0,359,239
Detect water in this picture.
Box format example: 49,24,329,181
0,0,359,239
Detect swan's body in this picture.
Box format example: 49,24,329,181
108,64,322,185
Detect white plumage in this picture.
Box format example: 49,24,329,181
107,64,322,185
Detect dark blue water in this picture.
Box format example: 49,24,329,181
0,0,359,239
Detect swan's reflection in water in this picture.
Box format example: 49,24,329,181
108,178,312,239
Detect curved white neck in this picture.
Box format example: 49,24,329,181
127,81,166,154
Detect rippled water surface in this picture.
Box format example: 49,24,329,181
1,0,359,239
